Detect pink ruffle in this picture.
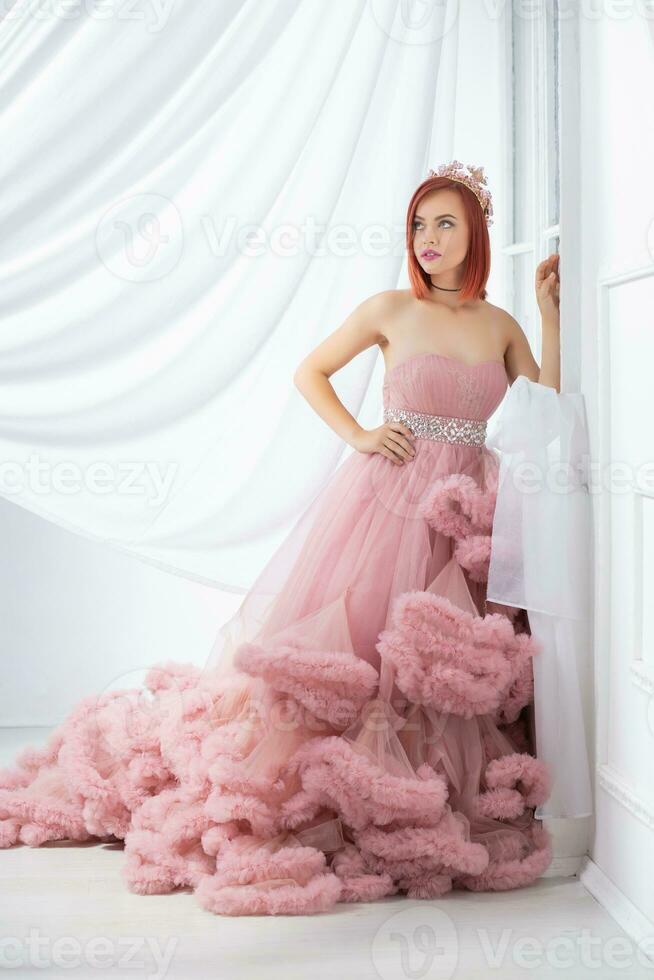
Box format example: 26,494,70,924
0,434,554,914
454,533,492,582
419,470,497,539
376,589,540,720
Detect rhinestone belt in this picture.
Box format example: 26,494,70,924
383,406,487,447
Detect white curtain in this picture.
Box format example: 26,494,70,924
0,0,462,592
486,376,594,820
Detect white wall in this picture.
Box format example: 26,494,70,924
577,8,654,936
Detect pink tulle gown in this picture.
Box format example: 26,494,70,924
0,352,554,916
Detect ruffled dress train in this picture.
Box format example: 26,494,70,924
0,352,554,915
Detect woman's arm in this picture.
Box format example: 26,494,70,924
293,291,415,464
503,253,561,392
293,291,389,447
534,252,561,392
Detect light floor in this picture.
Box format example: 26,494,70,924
2,728,651,980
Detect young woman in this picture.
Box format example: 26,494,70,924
0,162,561,916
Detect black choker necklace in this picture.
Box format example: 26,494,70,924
432,283,461,292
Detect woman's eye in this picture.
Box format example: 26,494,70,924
413,220,453,231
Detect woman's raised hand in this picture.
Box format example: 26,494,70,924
535,252,560,321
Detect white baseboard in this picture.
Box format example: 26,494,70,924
579,856,654,964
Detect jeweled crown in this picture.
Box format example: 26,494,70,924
426,160,494,227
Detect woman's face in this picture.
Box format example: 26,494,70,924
412,188,470,281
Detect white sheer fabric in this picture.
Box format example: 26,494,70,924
0,0,461,591
486,376,594,819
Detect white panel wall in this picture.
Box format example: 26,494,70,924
578,9,654,933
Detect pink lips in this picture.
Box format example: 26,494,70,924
421,250,441,259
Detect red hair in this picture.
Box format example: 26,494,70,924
406,175,491,302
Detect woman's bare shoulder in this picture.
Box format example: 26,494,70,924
370,289,414,336
371,289,415,325
355,289,409,344
478,300,521,351
480,299,520,326
363,288,410,312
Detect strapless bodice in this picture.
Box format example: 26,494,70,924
382,352,508,421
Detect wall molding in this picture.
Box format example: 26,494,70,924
579,856,654,964
595,264,654,778
633,488,654,689
597,763,654,831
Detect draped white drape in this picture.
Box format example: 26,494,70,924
487,377,594,820
0,0,461,591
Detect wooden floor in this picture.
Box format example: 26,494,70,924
2,728,651,980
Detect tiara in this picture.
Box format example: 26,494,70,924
426,160,494,226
